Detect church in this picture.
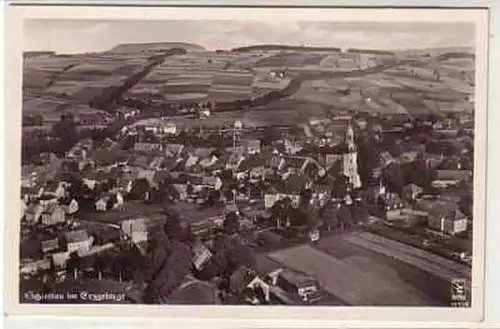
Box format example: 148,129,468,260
323,120,362,190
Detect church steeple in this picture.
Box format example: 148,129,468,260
345,121,356,153
342,120,361,189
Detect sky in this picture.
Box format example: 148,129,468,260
23,20,475,54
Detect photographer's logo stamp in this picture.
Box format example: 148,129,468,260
450,278,470,307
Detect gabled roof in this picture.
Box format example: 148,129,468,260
93,149,129,166
42,203,62,215
130,154,150,168
191,147,216,158
65,229,90,243
245,139,261,149
380,192,403,207
136,169,156,182
164,144,185,157
275,174,309,195
148,156,165,168
280,156,306,172
26,203,43,214
435,170,472,181
41,238,59,251
153,170,171,183
278,269,317,288
238,154,266,172
44,180,60,192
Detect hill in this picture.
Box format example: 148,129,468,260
109,42,206,53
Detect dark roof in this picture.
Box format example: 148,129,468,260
65,229,90,243
42,203,62,215
93,149,129,166
279,269,317,288
238,155,266,172
275,174,308,194
153,170,171,183
280,156,306,171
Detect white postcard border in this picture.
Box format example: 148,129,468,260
3,5,490,324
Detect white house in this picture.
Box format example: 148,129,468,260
95,192,124,212
164,121,177,135
121,218,148,244
63,199,79,215
20,199,28,220
65,230,94,254
44,181,67,199
95,198,108,212
83,178,98,190
24,204,43,224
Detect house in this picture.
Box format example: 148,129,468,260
238,155,267,180
20,199,28,219
121,218,148,244
24,204,44,224
21,184,44,202
137,169,156,186
199,154,219,169
117,177,134,194
134,142,163,153
192,243,214,271
38,195,59,208
61,198,79,215
43,181,66,199
51,251,70,270
398,151,419,164
264,175,311,209
40,204,66,226
431,169,472,189
148,156,166,170
379,151,396,167
20,258,52,275
435,170,473,182
225,152,245,171
202,176,223,190
164,144,185,158
271,268,321,304
244,139,262,154
67,139,93,160
172,184,188,200
93,149,129,167
95,198,108,212
65,229,94,254
163,121,178,135
41,237,60,254
428,208,468,235
403,183,423,201
77,113,109,126
152,170,171,188
379,192,405,219
279,156,319,177
283,139,304,155
95,192,124,212
82,178,98,191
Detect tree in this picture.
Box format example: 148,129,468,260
94,253,111,280
66,252,82,280
382,163,405,195
52,114,78,149
337,204,353,231
129,178,150,200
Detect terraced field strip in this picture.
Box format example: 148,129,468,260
343,232,470,281
268,244,433,306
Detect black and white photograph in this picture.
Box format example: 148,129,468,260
3,5,489,322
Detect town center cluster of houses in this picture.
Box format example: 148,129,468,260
19,113,473,277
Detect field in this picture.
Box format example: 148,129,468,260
22,44,475,124
257,230,470,306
